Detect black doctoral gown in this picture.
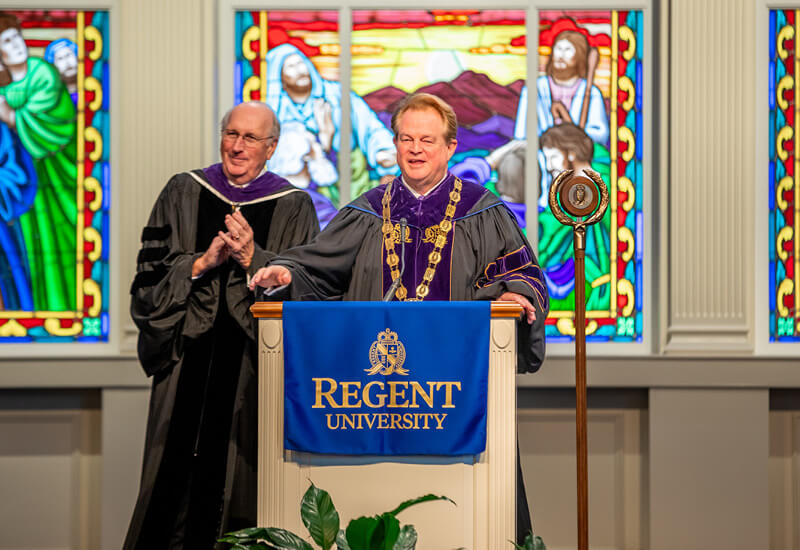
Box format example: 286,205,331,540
124,167,318,549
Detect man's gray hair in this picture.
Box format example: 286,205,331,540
219,101,281,137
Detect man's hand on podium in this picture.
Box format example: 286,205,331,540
249,265,292,293
498,291,536,324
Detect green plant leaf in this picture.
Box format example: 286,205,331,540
388,494,455,517
509,533,547,550
368,518,387,550
336,529,351,550
376,514,400,549
531,535,547,550
392,525,417,550
301,483,340,550
262,527,315,550
219,536,248,544
224,527,270,539
508,533,527,550
345,516,380,550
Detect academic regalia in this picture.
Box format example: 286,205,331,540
272,172,548,372
124,165,318,549
270,172,549,543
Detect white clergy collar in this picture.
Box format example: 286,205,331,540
400,172,448,199
227,167,267,188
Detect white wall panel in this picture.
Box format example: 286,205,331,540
0,409,100,550
118,0,215,350
517,409,645,550
664,0,755,353
769,411,800,550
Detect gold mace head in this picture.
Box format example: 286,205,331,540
548,168,609,229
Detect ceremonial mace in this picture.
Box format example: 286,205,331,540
548,169,609,550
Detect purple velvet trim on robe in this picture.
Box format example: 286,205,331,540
363,173,489,301
484,245,533,279
201,163,293,203
364,173,488,223
476,246,549,312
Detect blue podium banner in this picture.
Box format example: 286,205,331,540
282,302,490,456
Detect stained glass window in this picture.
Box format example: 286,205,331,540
235,10,343,227
350,10,526,223
769,10,800,342
231,8,645,344
537,10,643,343
0,10,110,342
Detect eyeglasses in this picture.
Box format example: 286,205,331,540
222,130,277,147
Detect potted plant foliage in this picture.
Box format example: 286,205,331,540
220,482,547,550
219,483,453,550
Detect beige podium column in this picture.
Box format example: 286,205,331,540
251,302,523,550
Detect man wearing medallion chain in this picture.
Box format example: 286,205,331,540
125,101,319,549
250,93,549,541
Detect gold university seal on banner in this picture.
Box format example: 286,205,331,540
365,328,409,376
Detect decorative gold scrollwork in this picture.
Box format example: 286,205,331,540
44,318,83,337
84,227,102,262
618,127,635,162
777,75,794,111
242,75,261,102
619,26,636,61
777,126,793,162
85,76,103,111
776,176,793,211
618,176,635,211
777,279,794,317
778,25,794,60
556,318,599,336
618,226,635,262
777,226,794,262
0,319,26,337
85,177,103,211
83,279,102,317
242,26,260,61
617,279,635,317
85,127,103,162
618,76,636,111
85,25,103,61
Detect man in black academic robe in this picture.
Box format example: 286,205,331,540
251,93,549,542
125,102,319,549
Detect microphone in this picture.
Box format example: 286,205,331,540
382,217,407,301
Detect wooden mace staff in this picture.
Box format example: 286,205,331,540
548,169,609,550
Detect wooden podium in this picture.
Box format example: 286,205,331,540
251,302,523,549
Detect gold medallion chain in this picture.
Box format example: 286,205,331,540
381,177,462,300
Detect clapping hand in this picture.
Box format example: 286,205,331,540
218,210,255,269
192,235,230,278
